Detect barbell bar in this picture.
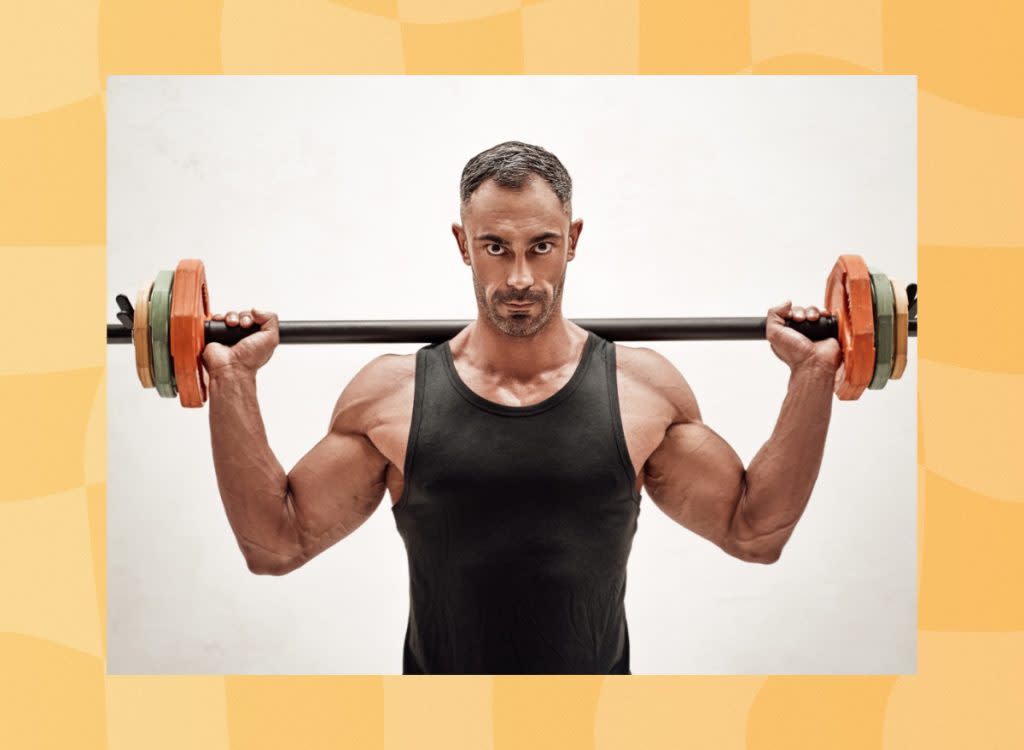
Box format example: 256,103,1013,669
107,315,919,345
108,254,917,406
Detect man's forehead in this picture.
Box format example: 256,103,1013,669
461,181,570,230
464,211,567,240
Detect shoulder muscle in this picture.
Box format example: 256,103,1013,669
615,343,701,426
331,352,417,435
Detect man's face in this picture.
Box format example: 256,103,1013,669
453,177,582,338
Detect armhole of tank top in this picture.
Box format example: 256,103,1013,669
392,347,427,514
606,341,642,507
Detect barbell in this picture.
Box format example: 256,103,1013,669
108,255,917,407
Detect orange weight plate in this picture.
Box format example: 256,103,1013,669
170,258,210,408
133,280,155,388
825,254,875,401
889,277,909,380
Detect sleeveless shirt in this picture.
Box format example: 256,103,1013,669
391,329,642,675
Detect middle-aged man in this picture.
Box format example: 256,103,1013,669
201,140,842,675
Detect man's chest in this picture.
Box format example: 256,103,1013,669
371,351,674,504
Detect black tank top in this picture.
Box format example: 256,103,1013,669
391,329,642,675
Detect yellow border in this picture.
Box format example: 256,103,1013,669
2,1,1022,747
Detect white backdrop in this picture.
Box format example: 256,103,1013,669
106,75,917,675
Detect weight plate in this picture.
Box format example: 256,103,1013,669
133,280,155,388
889,277,909,380
149,270,177,398
825,254,874,400
868,268,895,390
170,258,210,408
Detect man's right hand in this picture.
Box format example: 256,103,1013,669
202,308,281,376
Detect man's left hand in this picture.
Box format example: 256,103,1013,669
766,300,843,376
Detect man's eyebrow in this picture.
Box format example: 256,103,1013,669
474,231,561,244
475,233,508,244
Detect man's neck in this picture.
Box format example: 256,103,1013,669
453,313,586,383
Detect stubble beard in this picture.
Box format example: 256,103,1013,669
473,268,566,338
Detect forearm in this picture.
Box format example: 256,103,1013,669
733,361,836,554
207,365,298,570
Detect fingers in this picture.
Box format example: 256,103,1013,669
250,308,278,327
774,301,831,321
211,309,273,328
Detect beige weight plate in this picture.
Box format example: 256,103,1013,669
890,277,909,380
133,280,155,388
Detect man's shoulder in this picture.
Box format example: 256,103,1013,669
350,351,418,403
612,342,701,425
362,350,418,382
612,341,678,381
330,351,417,433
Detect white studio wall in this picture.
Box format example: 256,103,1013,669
107,75,917,674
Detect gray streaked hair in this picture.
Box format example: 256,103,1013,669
459,141,572,215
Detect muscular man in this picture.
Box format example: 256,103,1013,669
201,141,842,675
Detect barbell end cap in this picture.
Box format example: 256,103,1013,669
906,283,917,321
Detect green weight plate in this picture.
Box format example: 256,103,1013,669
868,268,895,390
149,270,178,398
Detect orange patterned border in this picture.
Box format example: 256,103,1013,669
1,1,1022,747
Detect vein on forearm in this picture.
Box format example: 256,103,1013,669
736,363,835,541
208,369,292,555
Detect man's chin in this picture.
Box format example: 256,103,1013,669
489,311,547,337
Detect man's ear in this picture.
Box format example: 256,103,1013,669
452,223,471,265
568,218,583,262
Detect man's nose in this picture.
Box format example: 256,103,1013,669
506,255,534,290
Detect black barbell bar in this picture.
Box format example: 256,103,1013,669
107,315,918,346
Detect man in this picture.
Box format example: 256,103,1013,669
201,141,842,675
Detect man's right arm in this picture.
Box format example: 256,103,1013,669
208,357,392,575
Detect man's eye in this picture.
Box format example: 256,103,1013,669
535,242,552,254
486,244,503,255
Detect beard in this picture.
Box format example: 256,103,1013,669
473,267,566,338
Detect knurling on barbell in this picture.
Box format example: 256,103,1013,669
109,255,917,407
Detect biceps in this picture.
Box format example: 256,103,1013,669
285,429,389,559
644,422,745,546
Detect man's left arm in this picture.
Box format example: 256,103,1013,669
728,358,835,561
642,300,841,564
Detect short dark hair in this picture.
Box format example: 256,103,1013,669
459,141,572,215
